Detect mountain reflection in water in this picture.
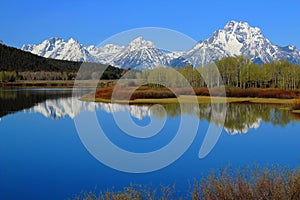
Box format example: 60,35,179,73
0,89,298,134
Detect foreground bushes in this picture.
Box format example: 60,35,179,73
71,184,177,200
193,166,300,200
71,166,300,200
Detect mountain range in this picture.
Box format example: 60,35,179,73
21,20,300,69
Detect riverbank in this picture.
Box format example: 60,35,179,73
81,95,296,105
3,82,300,112
0,80,75,88
82,85,297,102
81,93,300,115
0,80,118,88
80,86,300,114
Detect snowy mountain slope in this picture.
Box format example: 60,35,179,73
22,37,178,69
21,37,99,62
111,37,171,69
182,20,300,66
21,21,300,69
86,43,125,64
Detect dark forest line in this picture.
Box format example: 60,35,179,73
0,43,125,82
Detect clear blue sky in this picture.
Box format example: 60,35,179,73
1,0,299,49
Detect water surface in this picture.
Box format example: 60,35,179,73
0,89,300,199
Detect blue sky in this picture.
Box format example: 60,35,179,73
1,0,299,49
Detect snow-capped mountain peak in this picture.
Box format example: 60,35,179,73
21,37,95,62
128,37,156,50
68,37,78,44
224,20,260,33
21,20,300,69
111,37,171,69
182,20,300,66
287,45,297,51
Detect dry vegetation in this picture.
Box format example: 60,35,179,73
192,166,300,200
71,184,177,200
93,85,190,100
87,85,300,102
71,166,300,200
195,88,299,99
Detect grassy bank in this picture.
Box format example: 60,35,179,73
81,86,300,106
82,95,297,105
71,166,300,200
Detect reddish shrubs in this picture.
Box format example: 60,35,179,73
94,86,114,99
195,88,298,99
94,86,299,100
94,86,179,100
194,88,210,96
256,89,297,99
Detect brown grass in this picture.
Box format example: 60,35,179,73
71,184,177,200
71,166,300,200
193,166,300,200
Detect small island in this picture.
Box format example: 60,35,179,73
81,84,300,111
79,56,300,114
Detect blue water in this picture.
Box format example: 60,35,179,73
0,89,300,199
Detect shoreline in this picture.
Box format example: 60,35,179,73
2,83,300,113
80,95,300,114
81,95,297,105
0,80,118,88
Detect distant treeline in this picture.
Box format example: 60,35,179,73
134,56,300,90
0,43,125,81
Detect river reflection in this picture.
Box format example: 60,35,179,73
1,89,300,200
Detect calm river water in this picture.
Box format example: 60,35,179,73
0,89,299,199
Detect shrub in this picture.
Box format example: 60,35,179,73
192,166,300,200
71,166,300,200
93,86,300,100
194,88,299,99
71,184,176,200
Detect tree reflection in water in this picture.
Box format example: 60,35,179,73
0,89,299,134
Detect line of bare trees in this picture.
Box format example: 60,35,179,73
136,56,300,89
